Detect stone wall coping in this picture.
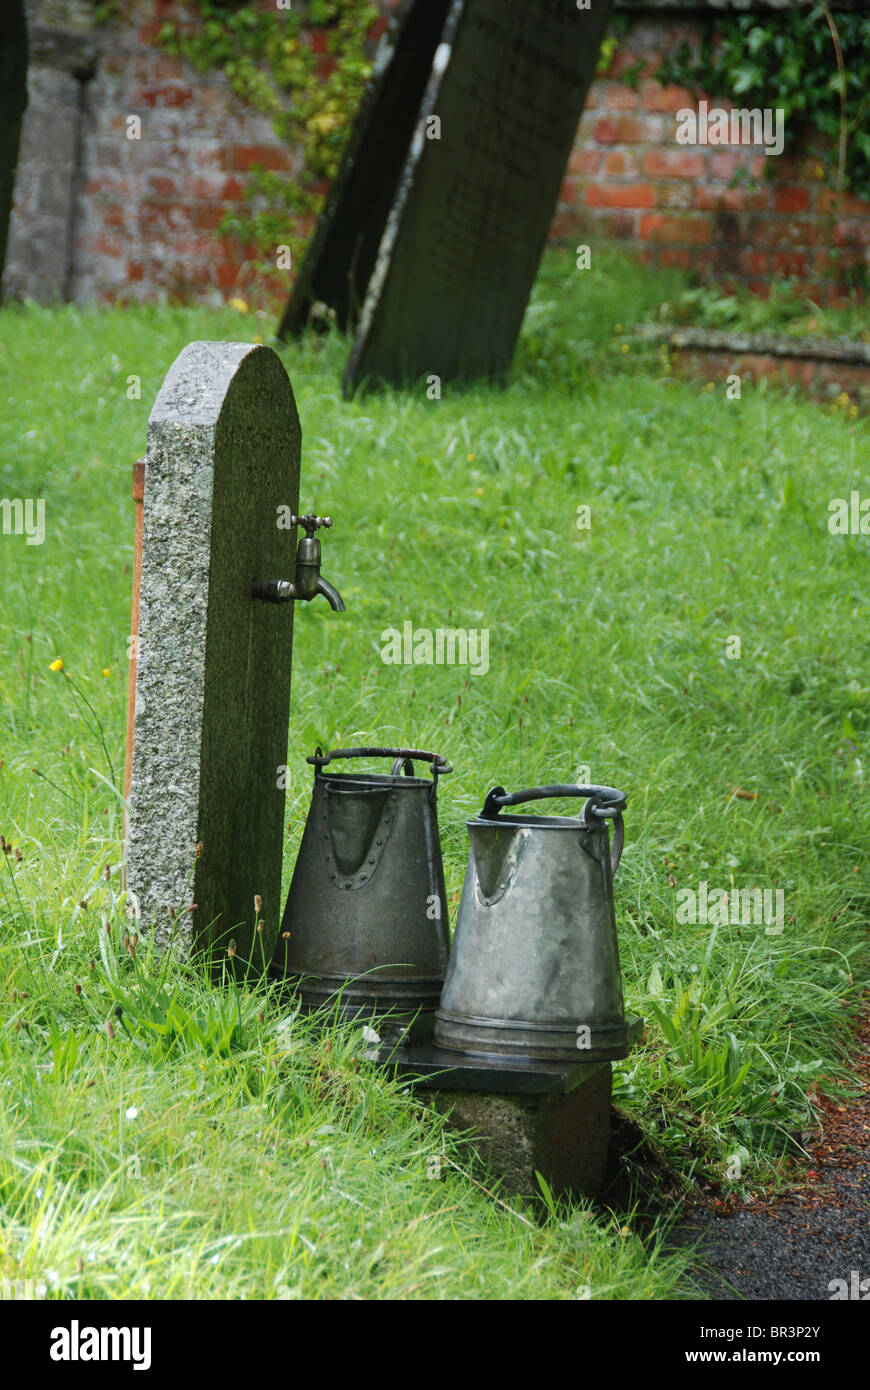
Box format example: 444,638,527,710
641,324,870,364
615,1,870,11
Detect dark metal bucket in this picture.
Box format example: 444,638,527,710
433,782,629,1062
275,746,451,1021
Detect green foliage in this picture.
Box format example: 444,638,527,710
659,7,870,200
156,0,378,267
671,281,870,341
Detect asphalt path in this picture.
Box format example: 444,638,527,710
670,1015,870,1300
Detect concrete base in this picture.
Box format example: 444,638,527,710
434,1062,612,1202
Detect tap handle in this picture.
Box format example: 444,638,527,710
292,512,333,538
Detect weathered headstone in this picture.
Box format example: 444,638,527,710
278,0,613,393
0,0,28,290
125,342,300,973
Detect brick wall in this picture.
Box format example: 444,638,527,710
4,0,869,306
556,8,870,298
74,0,298,302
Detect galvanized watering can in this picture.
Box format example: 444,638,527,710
277,746,451,1021
434,782,630,1062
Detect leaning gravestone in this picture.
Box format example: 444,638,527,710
0,0,28,289
278,0,613,393
125,342,300,973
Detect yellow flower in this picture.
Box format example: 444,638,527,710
620,343,630,354
102,668,111,678
705,382,716,392
614,323,623,334
474,487,484,497
467,453,475,462
49,658,64,672
230,298,249,314
253,334,264,345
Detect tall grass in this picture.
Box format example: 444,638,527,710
0,249,867,1297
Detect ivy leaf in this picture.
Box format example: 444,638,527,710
746,26,770,55
732,63,764,94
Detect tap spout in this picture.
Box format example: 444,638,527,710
315,575,346,612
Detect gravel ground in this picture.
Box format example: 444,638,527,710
671,1015,870,1300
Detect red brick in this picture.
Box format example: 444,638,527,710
638,214,712,245
600,213,637,239
608,49,660,81
560,177,580,204
710,152,743,180
818,188,870,216
221,176,245,200
658,182,694,210
138,201,193,235
772,251,808,276
136,84,195,110
192,203,229,231
82,174,129,196
568,147,601,176
231,145,293,173
548,211,583,241
658,248,692,269
604,151,640,177
586,182,656,209
103,203,126,229
216,261,243,291
642,149,705,178
694,184,769,213
147,175,178,197
127,261,145,283
640,80,696,113
744,251,770,275
593,115,663,145
187,175,223,200
600,81,641,111
766,219,825,249
834,219,870,248
774,186,810,214
152,55,188,81
80,233,126,258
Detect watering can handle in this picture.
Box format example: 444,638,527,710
309,746,453,784
480,783,627,876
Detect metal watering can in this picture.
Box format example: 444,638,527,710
277,746,452,1022
434,782,630,1062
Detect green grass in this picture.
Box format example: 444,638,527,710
0,248,868,1298
662,277,870,342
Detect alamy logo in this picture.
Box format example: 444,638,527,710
0,1277,46,1299
828,1271,870,1300
828,492,870,534
676,881,784,935
380,620,489,676
675,102,785,157
0,497,45,545
50,1320,152,1371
